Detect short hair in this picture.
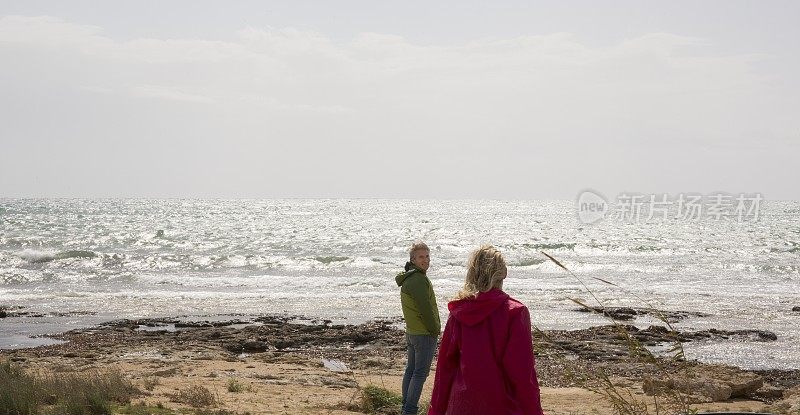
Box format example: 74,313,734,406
409,241,430,260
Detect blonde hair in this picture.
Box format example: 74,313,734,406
455,245,507,300
409,241,430,260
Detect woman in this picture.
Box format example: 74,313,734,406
428,245,544,415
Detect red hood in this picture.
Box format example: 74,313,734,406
447,289,509,327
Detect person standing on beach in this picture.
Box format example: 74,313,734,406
396,241,441,415
428,245,544,415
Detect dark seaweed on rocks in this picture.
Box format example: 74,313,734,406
573,306,711,322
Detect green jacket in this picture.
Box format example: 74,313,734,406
396,262,441,336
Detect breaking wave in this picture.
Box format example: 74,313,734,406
19,249,97,263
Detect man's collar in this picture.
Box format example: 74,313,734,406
404,261,425,274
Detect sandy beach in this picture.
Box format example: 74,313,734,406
2,313,799,414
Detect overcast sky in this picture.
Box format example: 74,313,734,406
1,1,798,199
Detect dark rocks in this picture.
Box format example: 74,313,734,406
214,317,403,353
605,307,637,321
793,306,800,312
224,339,272,353
602,325,778,345
175,322,214,328
755,331,778,341
242,340,270,352
50,311,97,317
0,305,26,318
348,329,379,344
273,339,297,350
175,319,250,328
641,325,671,335
224,342,244,354
754,369,800,391
573,306,711,322
681,328,778,343
575,306,636,320
535,325,640,362
0,309,96,319
534,324,779,366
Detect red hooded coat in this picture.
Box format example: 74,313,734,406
428,289,544,415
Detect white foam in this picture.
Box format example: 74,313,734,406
17,248,57,263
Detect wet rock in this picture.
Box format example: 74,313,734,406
175,319,250,328
605,307,637,321
224,342,244,354
242,340,270,352
681,328,778,342
273,339,294,350
753,331,778,341
618,325,778,344
0,306,39,318
44,311,98,318
574,307,710,322
347,329,379,344
13,312,46,318
108,318,178,330
175,321,214,328
575,306,636,321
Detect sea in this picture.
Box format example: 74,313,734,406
0,199,798,370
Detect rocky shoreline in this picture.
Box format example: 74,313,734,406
2,311,800,414
0,306,800,414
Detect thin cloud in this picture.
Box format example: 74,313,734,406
130,85,216,104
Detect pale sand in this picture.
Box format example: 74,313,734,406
14,348,771,414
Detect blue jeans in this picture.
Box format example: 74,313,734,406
401,334,437,415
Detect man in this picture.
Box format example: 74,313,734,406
396,241,441,415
